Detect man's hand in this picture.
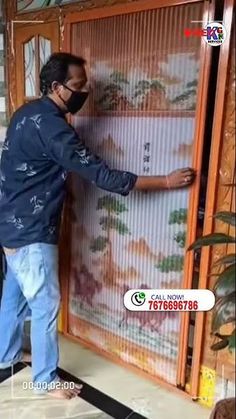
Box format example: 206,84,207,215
134,168,195,191
166,168,195,189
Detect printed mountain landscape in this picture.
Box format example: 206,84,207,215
89,53,199,113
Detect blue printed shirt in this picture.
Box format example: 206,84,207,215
0,97,137,248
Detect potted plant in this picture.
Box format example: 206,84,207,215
189,211,235,418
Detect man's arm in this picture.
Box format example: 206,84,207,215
135,176,167,190
135,168,195,190
39,115,195,194
39,115,137,196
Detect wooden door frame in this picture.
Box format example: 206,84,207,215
189,0,235,399
61,0,214,391
176,0,216,390
64,0,204,23
14,21,59,109
8,0,207,21
6,19,59,115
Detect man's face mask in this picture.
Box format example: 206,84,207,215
60,85,89,114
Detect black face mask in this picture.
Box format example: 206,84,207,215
60,85,89,114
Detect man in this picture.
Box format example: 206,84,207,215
0,53,194,399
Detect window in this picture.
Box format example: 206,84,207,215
24,35,51,101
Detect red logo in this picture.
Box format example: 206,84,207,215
184,28,207,37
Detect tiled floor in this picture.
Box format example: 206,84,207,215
0,367,111,419
0,334,211,419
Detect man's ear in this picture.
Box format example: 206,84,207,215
51,81,61,93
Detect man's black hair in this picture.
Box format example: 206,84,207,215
40,52,86,95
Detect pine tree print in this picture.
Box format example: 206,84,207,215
90,194,130,285
155,208,187,273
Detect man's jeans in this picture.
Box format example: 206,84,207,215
0,243,61,392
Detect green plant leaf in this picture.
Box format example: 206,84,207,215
90,236,109,252
171,89,196,103
212,292,236,332
155,255,184,273
135,80,150,90
186,79,198,88
214,211,236,226
110,71,129,84
214,332,231,339
97,195,128,214
228,329,236,353
168,209,187,225
188,233,236,251
214,264,236,297
115,219,130,235
151,79,165,92
99,216,129,235
213,253,236,267
174,231,186,248
104,84,122,93
211,338,229,351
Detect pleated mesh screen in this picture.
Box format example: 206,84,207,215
67,2,204,385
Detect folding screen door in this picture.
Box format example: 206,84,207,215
63,1,213,386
